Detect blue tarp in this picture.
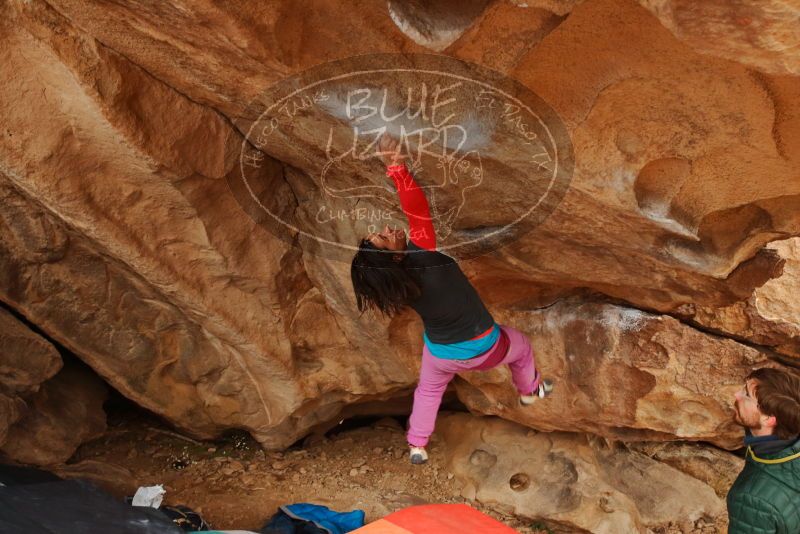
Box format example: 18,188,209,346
260,503,365,534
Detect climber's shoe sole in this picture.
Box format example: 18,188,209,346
409,446,428,465
520,378,554,406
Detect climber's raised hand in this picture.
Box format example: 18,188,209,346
378,133,406,167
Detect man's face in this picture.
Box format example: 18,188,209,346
733,379,763,429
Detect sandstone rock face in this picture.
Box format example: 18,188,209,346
0,0,798,460
0,306,106,465
0,307,62,445
680,238,800,359
438,413,726,533
1,363,107,466
453,300,766,449
23,0,799,307
0,2,414,449
509,1,800,76
640,0,800,76
630,441,744,499
387,0,494,52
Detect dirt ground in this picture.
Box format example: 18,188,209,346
70,406,551,533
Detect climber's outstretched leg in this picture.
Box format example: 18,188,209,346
498,325,553,405
405,325,552,464
406,345,457,464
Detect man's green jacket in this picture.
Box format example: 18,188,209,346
727,438,800,533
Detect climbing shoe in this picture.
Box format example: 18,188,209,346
520,378,554,406
409,446,428,465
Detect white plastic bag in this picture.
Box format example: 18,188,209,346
131,484,166,508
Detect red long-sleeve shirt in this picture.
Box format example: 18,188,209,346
384,163,496,348
386,164,437,251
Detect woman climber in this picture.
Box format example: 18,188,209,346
350,135,553,465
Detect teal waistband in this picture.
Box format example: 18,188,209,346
423,324,500,359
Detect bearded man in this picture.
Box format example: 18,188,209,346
727,367,800,533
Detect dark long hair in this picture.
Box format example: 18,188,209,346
351,238,421,316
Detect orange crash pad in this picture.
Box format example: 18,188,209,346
352,503,519,533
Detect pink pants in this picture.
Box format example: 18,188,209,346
406,324,540,447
